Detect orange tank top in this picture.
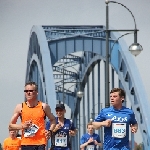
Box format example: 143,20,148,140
3,137,21,150
21,101,46,145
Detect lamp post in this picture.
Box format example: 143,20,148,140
61,61,84,104
90,103,103,150
55,60,84,150
105,0,143,108
90,102,99,121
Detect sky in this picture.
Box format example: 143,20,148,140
0,0,150,145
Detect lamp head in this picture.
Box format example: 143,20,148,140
90,118,93,122
105,0,109,4
129,43,143,56
77,90,84,98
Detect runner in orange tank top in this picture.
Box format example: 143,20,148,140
8,81,56,150
3,130,21,150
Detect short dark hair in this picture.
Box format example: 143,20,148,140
55,104,65,110
110,88,126,103
25,81,38,91
86,122,93,128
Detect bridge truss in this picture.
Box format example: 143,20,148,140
25,25,150,149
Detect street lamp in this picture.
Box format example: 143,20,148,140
77,82,84,98
90,118,93,122
77,90,84,99
90,103,100,121
105,0,143,108
129,43,143,57
89,103,103,150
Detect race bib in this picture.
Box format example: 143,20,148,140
112,123,126,138
24,124,39,137
55,136,67,147
86,145,94,150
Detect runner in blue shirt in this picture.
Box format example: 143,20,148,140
92,88,138,150
80,122,102,150
46,103,77,150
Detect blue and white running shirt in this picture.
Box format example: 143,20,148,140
80,133,101,150
46,118,76,150
94,106,137,150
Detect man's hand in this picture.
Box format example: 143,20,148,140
45,130,52,139
22,120,32,129
130,124,138,133
103,119,111,127
55,124,61,130
69,130,76,136
87,137,94,144
94,140,98,145
94,140,102,147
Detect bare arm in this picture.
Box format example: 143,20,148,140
94,140,102,147
80,142,89,149
9,104,22,130
80,141,90,149
80,138,94,149
80,139,102,149
92,122,104,130
92,120,111,130
96,142,102,146
9,104,31,130
43,103,56,131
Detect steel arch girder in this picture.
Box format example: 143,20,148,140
26,25,56,114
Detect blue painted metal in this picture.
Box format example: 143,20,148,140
25,26,56,114
25,25,150,149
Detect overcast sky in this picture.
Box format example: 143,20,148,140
0,0,150,145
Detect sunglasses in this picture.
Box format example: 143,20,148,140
24,90,35,93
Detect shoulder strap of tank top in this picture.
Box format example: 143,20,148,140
41,102,46,120
19,102,24,120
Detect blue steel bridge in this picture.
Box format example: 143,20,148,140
25,25,150,149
